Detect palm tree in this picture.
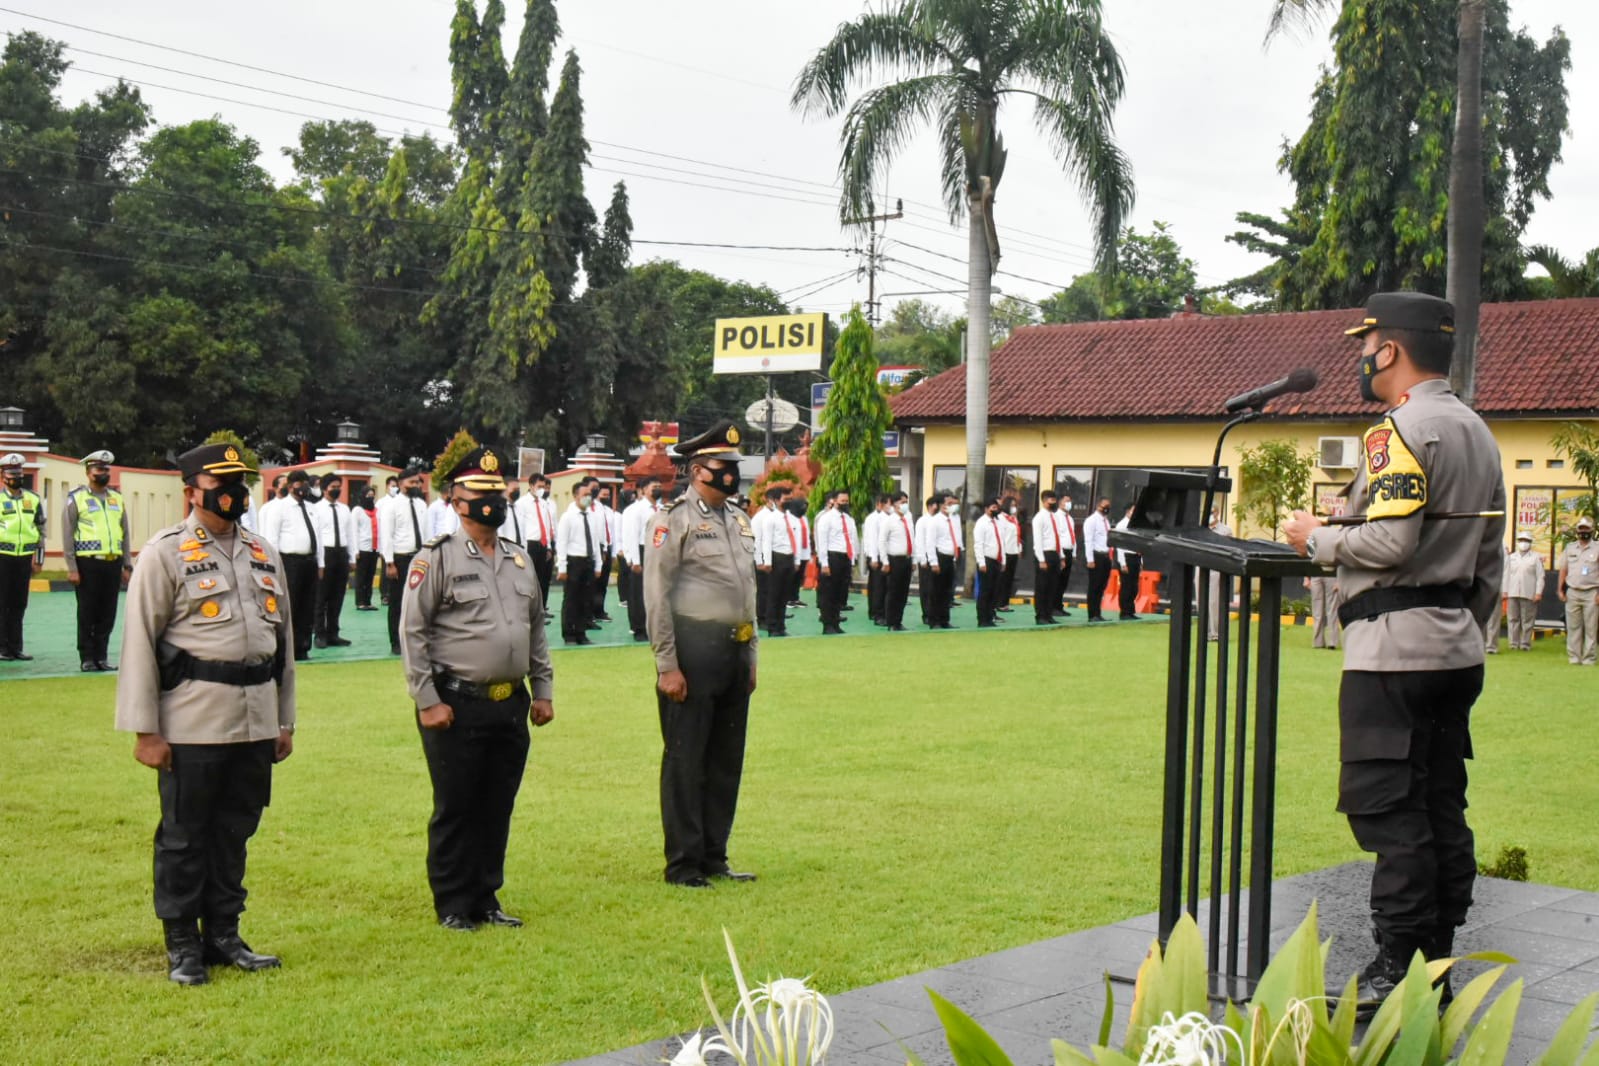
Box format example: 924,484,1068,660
792,0,1134,534
1267,0,1486,403
1525,245,1599,299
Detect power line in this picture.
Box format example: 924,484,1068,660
786,272,861,305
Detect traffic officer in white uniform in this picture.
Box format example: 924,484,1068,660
64,449,132,670
115,443,295,984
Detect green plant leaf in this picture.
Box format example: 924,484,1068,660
1123,936,1164,1052
1442,965,1509,1054
1157,914,1210,1019
928,988,1016,1066
1330,971,1360,1049
1097,973,1114,1050
1531,991,1599,1066
1386,982,1445,1066
1456,978,1523,1066
1051,1038,1099,1066
1089,1047,1139,1066
1249,902,1321,1025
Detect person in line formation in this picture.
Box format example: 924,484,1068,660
1482,541,1511,654
425,476,461,540
556,480,603,645
621,477,665,641
613,487,637,610
1031,489,1069,625
813,490,857,635
1285,291,1505,1018
784,495,811,609
1082,497,1113,623
874,490,916,631
514,473,557,605
1305,570,1343,650
751,482,793,637
917,492,963,629
259,469,322,662
351,484,382,612
63,449,132,671
996,496,1023,613
313,473,353,649
972,496,1008,627
378,474,400,606
400,446,554,931
1559,515,1598,666
0,452,45,660
115,443,295,985
591,481,619,623
1501,532,1544,652
643,420,759,889
1055,495,1077,618
861,495,889,625
1113,503,1143,621
380,467,430,656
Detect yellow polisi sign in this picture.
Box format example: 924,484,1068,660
713,313,826,374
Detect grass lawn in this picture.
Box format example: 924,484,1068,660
0,623,1592,1064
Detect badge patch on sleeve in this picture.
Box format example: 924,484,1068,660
1363,417,1427,519
651,526,668,549
407,559,429,589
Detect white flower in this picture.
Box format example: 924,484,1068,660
703,931,835,1066
1138,1011,1242,1066
668,1030,732,1066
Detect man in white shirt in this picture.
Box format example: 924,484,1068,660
556,482,603,644
515,473,557,604
752,484,789,637
351,483,381,611
1055,495,1078,616
1113,503,1142,620
261,469,321,660
925,493,964,628
376,475,400,606
256,473,288,546
1032,489,1067,625
784,496,810,611
586,480,619,622
1502,533,1543,651
996,497,1023,613
426,484,460,539
1083,497,1113,622
621,478,663,640
313,473,355,648
813,491,857,634
914,494,938,626
878,491,917,630
973,496,1007,627
862,495,889,625
379,466,430,655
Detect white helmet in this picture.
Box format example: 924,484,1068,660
81,449,115,466
0,452,25,468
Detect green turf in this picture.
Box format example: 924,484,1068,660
0,622,1590,1065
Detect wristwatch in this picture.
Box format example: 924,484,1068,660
1305,533,1319,559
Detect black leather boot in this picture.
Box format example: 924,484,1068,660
202,916,281,971
1428,928,1456,1010
1354,928,1418,1020
163,920,209,986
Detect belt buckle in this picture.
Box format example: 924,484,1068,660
732,622,754,643
488,681,514,702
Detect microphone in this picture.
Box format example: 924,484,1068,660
1223,368,1319,413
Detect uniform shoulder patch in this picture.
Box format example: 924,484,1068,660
662,498,682,512
424,532,452,549
407,556,431,590
1363,416,1427,520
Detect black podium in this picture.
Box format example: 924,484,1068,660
1111,469,1322,997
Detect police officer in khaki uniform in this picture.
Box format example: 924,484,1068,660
1559,515,1599,665
64,449,132,671
115,443,296,985
401,446,554,930
644,421,759,888
1285,292,1505,1016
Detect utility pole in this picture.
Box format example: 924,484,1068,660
845,198,903,326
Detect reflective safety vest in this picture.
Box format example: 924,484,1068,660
0,489,43,556
72,487,126,557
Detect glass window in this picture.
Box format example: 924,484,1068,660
932,465,966,505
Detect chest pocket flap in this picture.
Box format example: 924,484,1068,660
183,571,234,623
446,580,490,607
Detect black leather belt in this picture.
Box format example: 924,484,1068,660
673,617,756,644
160,650,277,691
436,674,524,702
1338,585,1467,628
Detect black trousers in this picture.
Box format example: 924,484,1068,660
316,546,350,640
280,553,317,657
617,556,632,605
659,626,751,883
388,552,415,648
379,554,394,604
592,549,613,617
1059,556,1074,612
1087,552,1112,619
975,558,1003,623
867,561,886,621
75,556,122,661
884,555,912,627
818,551,851,626
1119,554,1143,617
1035,552,1060,622
627,552,648,637
153,740,275,921
786,559,805,605
562,561,595,640
527,542,554,604
0,552,32,655
927,552,955,625
755,564,771,630
763,555,795,632
999,553,1018,606
417,689,530,918
1338,666,1483,947
354,549,379,608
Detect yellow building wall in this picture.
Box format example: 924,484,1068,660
29,454,187,563
917,416,1598,544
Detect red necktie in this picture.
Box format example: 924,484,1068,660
841,514,854,561
900,516,912,553
946,516,960,558
785,516,797,554
535,500,549,544
1051,513,1061,552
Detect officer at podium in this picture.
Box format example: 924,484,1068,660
1285,292,1504,1016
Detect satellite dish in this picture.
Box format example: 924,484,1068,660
744,397,800,434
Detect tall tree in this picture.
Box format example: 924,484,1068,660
1524,245,1599,299
1040,221,1207,322
810,308,893,522
792,0,1135,528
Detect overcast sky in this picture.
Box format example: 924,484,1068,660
33,0,1599,321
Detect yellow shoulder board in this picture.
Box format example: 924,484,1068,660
1362,417,1427,520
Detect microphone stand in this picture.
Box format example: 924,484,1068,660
1202,410,1263,527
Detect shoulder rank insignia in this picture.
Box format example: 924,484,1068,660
179,539,202,551
1363,417,1427,520
424,533,451,549
696,498,711,516
408,557,430,590
192,527,208,542
182,549,210,563
512,552,526,569
662,498,682,512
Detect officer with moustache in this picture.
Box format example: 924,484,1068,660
644,421,758,888
115,443,295,984
401,446,554,930
64,449,132,671
1284,292,1505,1017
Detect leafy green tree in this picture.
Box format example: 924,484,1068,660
1041,221,1208,322
1524,245,1599,299
989,295,1039,346
1234,439,1314,541
810,308,892,520
1550,423,1599,535
875,299,963,377
202,429,263,487
792,0,1135,540
431,429,481,495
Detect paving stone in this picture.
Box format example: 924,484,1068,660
1542,892,1599,917
850,967,1051,1016
827,1000,943,1054
1466,924,1599,969
1495,907,1599,944
1523,968,1599,1007
892,1022,1059,1066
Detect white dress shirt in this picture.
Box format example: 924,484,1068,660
557,502,603,574
751,504,781,566
620,497,659,565
926,509,964,559
352,504,379,553
498,493,525,545
813,508,858,562
379,494,429,561
861,510,884,566
426,496,460,539
879,506,917,557
1033,509,1070,562
515,492,557,548
256,494,283,541
787,510,810,562
315,498,353,556
601,502,621,551
973,513,1005,568
264,492,322,561
1083,510,1111,555
998,512,1022,555
1113,514,1138,564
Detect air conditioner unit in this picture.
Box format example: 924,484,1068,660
1319,436,1361,469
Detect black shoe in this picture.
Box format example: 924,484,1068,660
1120,613,1138,620
1035,618,1054,625
202,919,281,971
294,652,310,662
97,660,116,671
390,643,402,656
821,625,844,635
978,621,997,628
936,623,955,629
163,920,208,986
329,637,352,647
82,661,99,672
11,651,31,661
380,598,390,606
587,623,604,631
0,652,16,661
595,613,613,621
577,636,594,645
356,604,378,612
670,876,714,889
768,629,787,637
314,637,329,649
889,624,906,631
1060,610,1073,616
997,606,1014,613
633,632,649,642
476,909,523,928
842,604,855,611
708,869,757,883
1354,930,1418,1020
788,600,804,608
438,914,478,932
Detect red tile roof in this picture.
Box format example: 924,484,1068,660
889,299,1599,422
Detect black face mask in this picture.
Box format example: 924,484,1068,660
360,495,376,511
1046,501,1059,511
508,489,520,502
325,487,341,501
291,485,306,499
1359,343,1389,403
276,486,289,498
406,486,423,499
4,475,23,489
462,495,507,529
705,466,740,495
1099,507,1110,515
786,501,806,517
836,503,850,515
202,481,250,523
91,473,111,487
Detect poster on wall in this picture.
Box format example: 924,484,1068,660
1314,482,1349,518
1513,486,1555,564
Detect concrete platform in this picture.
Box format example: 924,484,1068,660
567,862,1599,1066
